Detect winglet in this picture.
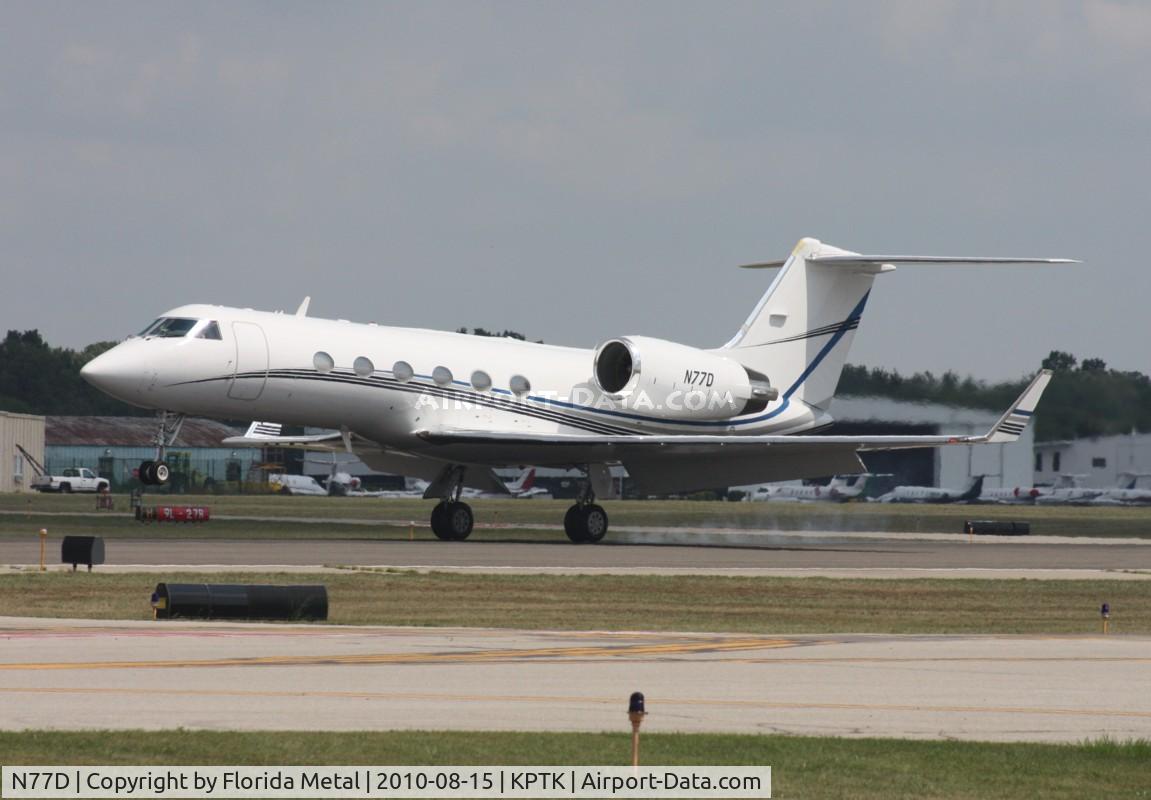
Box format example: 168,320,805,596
984,370,1053,443
295,296,311,317
222,420,346,449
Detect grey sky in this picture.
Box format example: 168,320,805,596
2,1,1147,381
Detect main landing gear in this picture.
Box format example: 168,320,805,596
428,465,474,541
425,464,609,544
564,483,608,544
138,411,185,487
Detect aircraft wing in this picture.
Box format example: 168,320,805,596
415,371,1051,494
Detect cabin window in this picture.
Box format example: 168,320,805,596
471,370,492,391
509,374,531,397
353,357,375,377
1092,457,1107,469
313,351,335,373
1034,452,1043,472
392,361,414,382
1053,452,1062,472
433,366,453,387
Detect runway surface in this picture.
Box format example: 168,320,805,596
2,616,1148,743
3,535,1151,575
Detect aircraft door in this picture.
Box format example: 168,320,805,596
228,322,269,400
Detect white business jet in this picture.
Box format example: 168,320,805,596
875,475,984,504
80,237,1066,543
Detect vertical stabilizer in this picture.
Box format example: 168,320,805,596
721,238,890,410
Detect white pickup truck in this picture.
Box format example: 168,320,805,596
31,468,110,494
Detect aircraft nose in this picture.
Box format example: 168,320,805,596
81,347,140,401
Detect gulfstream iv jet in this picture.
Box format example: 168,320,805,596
81,237,1067,542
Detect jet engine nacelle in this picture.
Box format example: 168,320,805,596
592,336,777,421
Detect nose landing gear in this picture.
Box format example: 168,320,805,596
138,412,184,487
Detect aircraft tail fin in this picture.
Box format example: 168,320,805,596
509,467,536,493
723,239,1072,412
721,238,888,411
960,474,985,502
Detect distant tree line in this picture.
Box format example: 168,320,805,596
2,329,1147,441
839,351,1151,441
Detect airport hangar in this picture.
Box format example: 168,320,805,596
1034,432,1151,488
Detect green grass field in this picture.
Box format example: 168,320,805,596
0,570,1143,634
1,730,1147,799
2,493,1150,539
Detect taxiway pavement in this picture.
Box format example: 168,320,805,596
1,616,1147,743
3,535,1151,575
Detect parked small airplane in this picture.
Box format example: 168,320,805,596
977,485,1044,505
80,236,1064,543
743,474,872,503
462,467,549,499
1034,475,1101,506
1090,474,1151,506
875,475,984,504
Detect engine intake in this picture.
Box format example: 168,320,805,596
592,336,777,421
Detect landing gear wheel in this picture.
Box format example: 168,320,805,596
584,504,608,542
430,503,451,540
153,461,170,485
446,501,473,540
431,501,473,541
139,460,156,485
564,505,589,542
565,504,608,543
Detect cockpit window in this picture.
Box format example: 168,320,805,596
149,318,199,338
138,319,162,336
137,318,221,339
194,321,222,340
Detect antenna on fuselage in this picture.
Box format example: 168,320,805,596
295,296,311,317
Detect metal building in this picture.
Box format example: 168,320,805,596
0,411,46,493
45,416,261,492
1034,433,1151,488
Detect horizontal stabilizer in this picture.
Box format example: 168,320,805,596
740,256,1078,269
808,255,1079,266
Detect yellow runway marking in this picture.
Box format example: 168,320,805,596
2,686,1149,720
734,656,1151,664
0,637,796,671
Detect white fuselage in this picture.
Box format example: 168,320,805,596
82,304,826,466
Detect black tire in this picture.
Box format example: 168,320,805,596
153,461,170,485
279,486,293,495
96,482,109,493
139,461,156,485
445,501,473,541
431,501,474,541
430,503,453,541
584,504,609,543
59,483,72,494
564,505,589,543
